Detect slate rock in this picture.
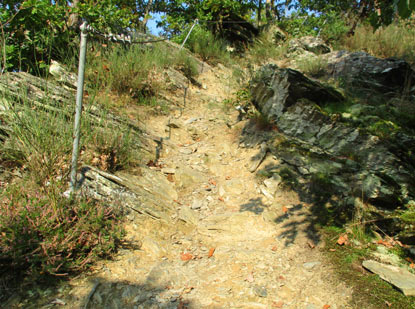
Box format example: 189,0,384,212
322,51,415,94
363,260,415,296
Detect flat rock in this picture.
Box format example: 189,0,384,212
178,207,199,226
363,260,415,296
303,261,321,270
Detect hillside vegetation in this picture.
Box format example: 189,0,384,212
1,1,415,307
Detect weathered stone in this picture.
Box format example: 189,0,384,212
250,65,343,123
175,165,205,187
249,64,415,213
49,60,77,88
79,166,175,222
141,237,167,258
178,207,199,225
322,51,415,94
303,262,321,270
288,36,331,56
253,285,268,298
363,260,415,296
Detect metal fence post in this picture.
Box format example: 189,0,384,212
180,19,198,49
70,22,88,193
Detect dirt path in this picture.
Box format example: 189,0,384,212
63,65,353,309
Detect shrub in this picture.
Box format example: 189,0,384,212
0,183,123,276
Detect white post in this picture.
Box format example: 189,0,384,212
180,19,198,49
70,22,88,192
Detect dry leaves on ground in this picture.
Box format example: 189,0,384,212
337,234,349,246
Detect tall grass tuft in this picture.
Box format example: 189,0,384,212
342,22,415,64
247,32,289,65
174,24,232,65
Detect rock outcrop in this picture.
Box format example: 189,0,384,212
322,51,415,94
249,64,415,232
288,36,331,56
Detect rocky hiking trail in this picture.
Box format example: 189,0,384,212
50,65,352,309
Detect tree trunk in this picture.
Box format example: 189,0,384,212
265,0,273,22
142,0,154,34
257,0,262,27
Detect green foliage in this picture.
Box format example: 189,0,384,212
0,0,140,73
278,11,348,42
0,183,123,276
159,0,254,35
173,24,231,64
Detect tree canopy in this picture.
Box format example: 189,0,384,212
1,0,414,72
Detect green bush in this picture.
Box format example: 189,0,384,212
0,184,123,276
278,12,348,43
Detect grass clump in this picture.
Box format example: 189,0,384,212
342,22,415,64
296,55,328,78
174,24,232,65
0,183,123,277
323,226,415,308
86,42,199,107
247,32,289,64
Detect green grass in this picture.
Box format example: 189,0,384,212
174,24,232,65
247,32,289,65
296,55,328,78
85,42,199,107
342,22,415,65
323,227,415,308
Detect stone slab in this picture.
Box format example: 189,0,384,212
363,260,415,296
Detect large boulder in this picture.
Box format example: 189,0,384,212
249,64,415,217
322,51,415,94
250,64,343,123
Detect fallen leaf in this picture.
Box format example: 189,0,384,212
307,241,315,249
208,248,215,258
282,206,288,213
180,253,193,261
226,176,232,180
209,179,217,186
279,275,285,280
166,174,174,182
218,197,224,202
271,245,278,252
272,301,284,308
245,272,254,283
323,305,331,309
377,239,394,248
329,248,336,252
337,234,349,246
